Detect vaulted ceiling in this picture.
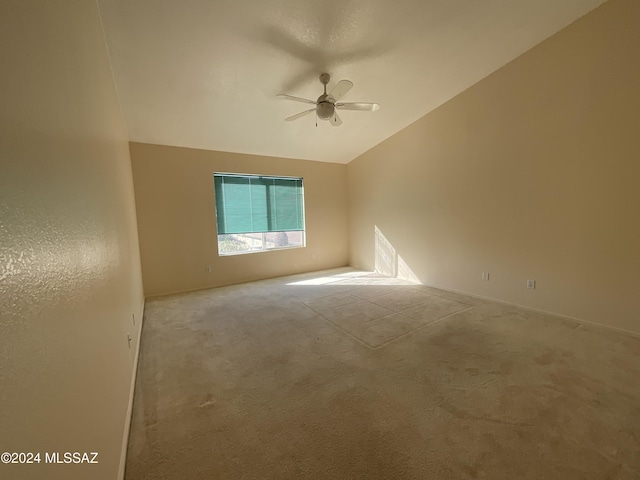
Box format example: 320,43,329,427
98,0,606,163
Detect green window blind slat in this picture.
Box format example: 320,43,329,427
250,177,269,232
214,174,304,235
273,178,303,231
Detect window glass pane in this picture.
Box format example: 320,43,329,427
264,231,304,249
218,233,265,254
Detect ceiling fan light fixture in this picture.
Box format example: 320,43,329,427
317,101,334,120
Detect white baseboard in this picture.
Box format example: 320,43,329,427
118,300,145,480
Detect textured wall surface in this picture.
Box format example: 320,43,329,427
130,142,349,296
0,1,144,479
348,0,640,333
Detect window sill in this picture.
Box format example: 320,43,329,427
218,245,306,257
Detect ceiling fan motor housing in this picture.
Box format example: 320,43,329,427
316,93,335,120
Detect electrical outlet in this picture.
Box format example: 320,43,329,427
527,279,536,289
482,272,490,281
311,253,317,260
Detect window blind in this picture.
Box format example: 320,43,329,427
214,174,304,234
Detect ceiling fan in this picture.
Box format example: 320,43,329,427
277,73,380,126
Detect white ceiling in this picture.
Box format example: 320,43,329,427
98,0,605,164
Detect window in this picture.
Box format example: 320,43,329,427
214,173,305,255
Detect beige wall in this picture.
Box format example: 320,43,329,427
130,142,348,296
348,0,640,334
0,2,144,480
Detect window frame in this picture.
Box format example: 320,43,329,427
213,172,306,256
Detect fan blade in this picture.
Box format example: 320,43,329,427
277,94,316,105
336,102,380,111
329,80,353,101
285,109,315,121
330,111,343,127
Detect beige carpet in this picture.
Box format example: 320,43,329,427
125,268,640,479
